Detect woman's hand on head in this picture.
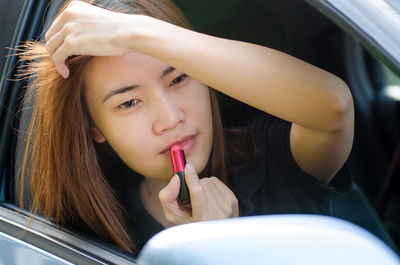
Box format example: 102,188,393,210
45,0,151,78
159,163,239,225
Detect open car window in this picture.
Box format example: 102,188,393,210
381,64,400,101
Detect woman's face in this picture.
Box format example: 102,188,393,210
84,52,213,180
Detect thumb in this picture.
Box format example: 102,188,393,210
159,175,192,224
159,174,180,204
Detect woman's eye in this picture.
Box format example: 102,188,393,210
170,74,188,86
118,99,139,109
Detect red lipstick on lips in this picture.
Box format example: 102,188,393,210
170,144,191,205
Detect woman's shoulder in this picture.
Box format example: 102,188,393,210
229,112,353,215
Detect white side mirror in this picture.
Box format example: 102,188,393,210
138,215,400,265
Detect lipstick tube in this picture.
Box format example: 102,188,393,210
170,144,191,205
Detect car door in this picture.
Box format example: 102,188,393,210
0,0,137,263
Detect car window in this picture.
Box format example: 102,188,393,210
0,0,26,83
382,64,400,101
365,48,400,147
0,0,28,203
1,175,4,201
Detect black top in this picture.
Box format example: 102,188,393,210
231,113,352,216
117,113,354,250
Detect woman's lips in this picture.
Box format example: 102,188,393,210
160,134,197,155
179,136,195,154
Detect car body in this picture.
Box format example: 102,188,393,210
0,0,399,263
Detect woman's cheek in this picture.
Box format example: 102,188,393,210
185,86,213,174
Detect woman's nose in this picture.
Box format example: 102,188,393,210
152,92,185,135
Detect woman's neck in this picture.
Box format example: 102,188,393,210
144,177,169,195
139,177,174,228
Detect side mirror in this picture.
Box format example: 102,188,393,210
138,215,399,265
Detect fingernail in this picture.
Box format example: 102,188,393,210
185,163,195,174
57,69,67,79
172,174,179,183
62,69,69,79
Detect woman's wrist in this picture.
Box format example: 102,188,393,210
125,15,195,64
125,15,170,55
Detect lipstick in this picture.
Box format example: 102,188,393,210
170,144,191,205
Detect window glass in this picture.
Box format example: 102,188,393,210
0,176,4,201
382,64,400,101
0,0,26,83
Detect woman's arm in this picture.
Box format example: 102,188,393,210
46,1,354,185
134,18,354,185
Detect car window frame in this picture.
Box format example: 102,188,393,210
304,0,400,76
0,202,137,264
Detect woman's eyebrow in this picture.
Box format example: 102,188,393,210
161,66,175,79
103,85,139,103
102,66,175,103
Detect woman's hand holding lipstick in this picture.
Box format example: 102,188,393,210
159,163,239,225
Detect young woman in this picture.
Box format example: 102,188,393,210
20,0,354,254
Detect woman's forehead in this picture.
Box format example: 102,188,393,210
88,52,168,78
85,52,170,94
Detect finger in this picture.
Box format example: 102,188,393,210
184,163,203,199
46,29,66,59
52,41,71,78
233,198,240,217
45,16,63,42
198,177,228,218
159,175,190,224
208,176,231,198
45,0,81,41
45,7,71,42
206,177,239,218
185,163,210,218
198,178,218,201
201,177,219,193
159,174,180,204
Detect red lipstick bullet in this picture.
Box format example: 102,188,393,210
170,144,191,205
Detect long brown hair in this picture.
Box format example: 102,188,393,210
18,0,227,254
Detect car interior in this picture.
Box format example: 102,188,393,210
1,0,399,262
